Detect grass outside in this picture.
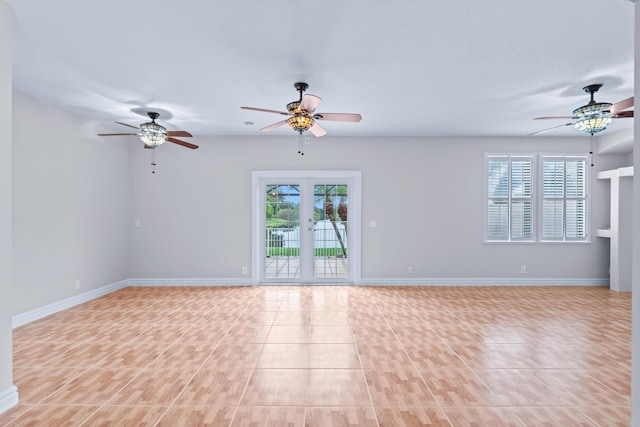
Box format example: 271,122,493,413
266,247,347,257
266,219,297,228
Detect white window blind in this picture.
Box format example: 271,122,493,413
541,156,588,241
486,155,534,241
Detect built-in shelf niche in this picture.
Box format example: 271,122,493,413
596,166,633,292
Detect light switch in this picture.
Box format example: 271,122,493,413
134,220,141,228
369,220,377,228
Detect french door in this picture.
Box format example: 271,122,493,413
252,171,361,284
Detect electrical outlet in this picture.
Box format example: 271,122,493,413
242,266,248,275
74,280,80,289
407,266,413,274
520,266,527,274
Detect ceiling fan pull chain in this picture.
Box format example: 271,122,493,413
151,148,157,173
298,132,304,156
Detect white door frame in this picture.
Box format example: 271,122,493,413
251,170,362,285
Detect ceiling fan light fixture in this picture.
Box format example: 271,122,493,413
287,115,314,132
573,116,612,135
572,102,612,117
241,82,361,138
530,83,633,136
286,101,301,114
139,121,167,146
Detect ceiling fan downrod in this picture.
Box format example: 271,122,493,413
294,82,309,101
584,84,602,105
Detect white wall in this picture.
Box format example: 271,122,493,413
129,134,625,281
11,91,131,315
0,0,16,412
626,152,634,167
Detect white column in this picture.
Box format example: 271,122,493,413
632,1,640,425
0,0,17,414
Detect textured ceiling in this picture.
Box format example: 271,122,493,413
7,0,636,138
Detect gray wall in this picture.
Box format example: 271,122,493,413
11,91,131,315
0,0,13,404
129,134,626,281
9,93,629,297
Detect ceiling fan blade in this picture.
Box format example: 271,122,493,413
97,133,138,136
241,106,288,116
309,122,327,137
166,130,193,137
534,116,576,120
610,97,634,115
115,121,140,130
299,94,322,113
166,137,199,149
314,113,362,122
261,119,288,132
527,122,574,137
613,111,634,118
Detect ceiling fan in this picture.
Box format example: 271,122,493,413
97,112,198,149
241,82,362,139
529,84,634,136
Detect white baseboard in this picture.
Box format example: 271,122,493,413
360,277,610,286
0,385,18,414
12,279,129,328
127,278,254,287
129,277,609,287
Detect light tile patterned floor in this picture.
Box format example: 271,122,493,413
1,285,631,426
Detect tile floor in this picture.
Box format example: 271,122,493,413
0,285,631,426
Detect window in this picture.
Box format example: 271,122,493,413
486,155,534,241
541,156,588,241
485,154,589,243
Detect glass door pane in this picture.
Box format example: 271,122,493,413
264,184,300,279
313,184,348,279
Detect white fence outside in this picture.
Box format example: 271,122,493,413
269,220,347,249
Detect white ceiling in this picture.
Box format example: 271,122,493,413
7,0,636,138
